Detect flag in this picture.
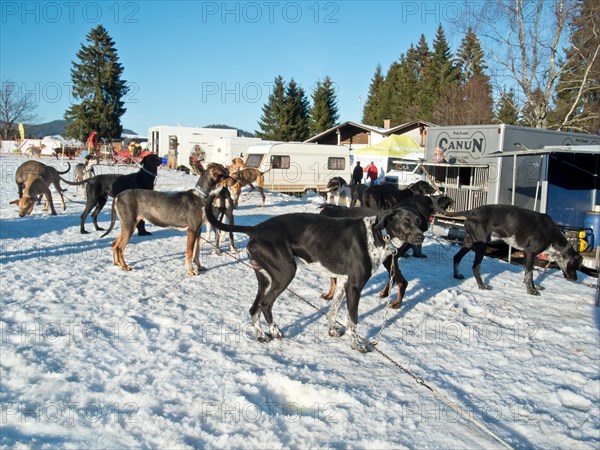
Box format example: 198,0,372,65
18,123,25,140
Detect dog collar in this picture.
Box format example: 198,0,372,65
140,166,158,177
380,227,399,254
193,185,208,198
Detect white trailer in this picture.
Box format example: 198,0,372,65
211,137,270,167
244,143,350,194
147,125,237,170
424,124,600,241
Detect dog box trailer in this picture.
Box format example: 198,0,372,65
244,143,350,194
147,125,237,171
211,137,273,167
425,124,599,244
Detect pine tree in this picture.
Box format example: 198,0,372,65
551,0,600,133
435,27,494,125
283,79,310,142
309,76,339,136
456,26,488,81
362,64,385,126
496,88,521,124
64,25,128,141
256,76,287,140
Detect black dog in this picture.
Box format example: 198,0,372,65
205,188,424,352
448,205,582,295
319,204,412,308
64,154,162,234
395,194,455,258
363,180,436,210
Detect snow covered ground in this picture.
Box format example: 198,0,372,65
0,154,598,449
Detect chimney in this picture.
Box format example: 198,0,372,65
383,119,391,129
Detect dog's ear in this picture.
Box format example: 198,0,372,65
373,210,395,229
9,199,19,205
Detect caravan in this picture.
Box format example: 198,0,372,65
244,143,350,194
211,137,270,167
147,125,237,170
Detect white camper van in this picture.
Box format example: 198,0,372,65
244,143,350,194
211,137,269,167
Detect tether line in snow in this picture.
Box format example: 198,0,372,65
204,236,515,450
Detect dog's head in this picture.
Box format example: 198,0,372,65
326,176,347,192
10,196,35,217
432,195,455,212
84,154,99,167
556,245,583,282
409,181,436,196
196,163,229,194
374,207,424,248
141,153,162,171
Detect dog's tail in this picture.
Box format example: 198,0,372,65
205,188,254,235
100,198,118,238
59,174,93,186
57,163,71,175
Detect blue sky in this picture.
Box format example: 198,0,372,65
1,1,469,136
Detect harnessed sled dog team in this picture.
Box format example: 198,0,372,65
10,156,583,352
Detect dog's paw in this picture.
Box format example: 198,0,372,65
269,324,284,339
257,334,272,343
81,230,90,235
378,289,390,298
328,326,345,338
413,254,427,258
138,231,152,236
478,284,491,290
121,265,133,272
351,337,371,353
527,288,541,296
320,293,333,300
536,285,545,291
388,299,402,309
96,226,105,231
454,274,465,280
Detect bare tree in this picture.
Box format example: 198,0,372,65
470,0,599,129
0,80,39,140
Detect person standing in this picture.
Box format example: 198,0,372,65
352,161,363,185
365,161,378,186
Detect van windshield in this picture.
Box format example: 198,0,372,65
391,161,420,173
245,154,264,168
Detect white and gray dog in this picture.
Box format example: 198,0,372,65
326,176,352,207
73,154,99,198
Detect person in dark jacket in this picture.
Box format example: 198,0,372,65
351,161,363,185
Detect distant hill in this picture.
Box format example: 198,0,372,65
24,120,254,139
24,120,136,138
204,124,255,138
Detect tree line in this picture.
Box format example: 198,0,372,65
361,0,598,134
0,0,597,142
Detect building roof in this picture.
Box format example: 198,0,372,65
304,120,436,144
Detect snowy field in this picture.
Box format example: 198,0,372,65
0,154,598,449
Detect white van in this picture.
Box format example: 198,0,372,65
244,143,350,194
382,152,426,187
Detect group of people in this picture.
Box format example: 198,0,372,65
352,160,381,186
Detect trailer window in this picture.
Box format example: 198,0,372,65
270,155,290,169
245,154,264,168
328,157,345,170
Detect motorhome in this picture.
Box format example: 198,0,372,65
147,125,237,170
244,143,350,194
211,137,270,167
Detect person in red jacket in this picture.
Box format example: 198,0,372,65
364,161,378,186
